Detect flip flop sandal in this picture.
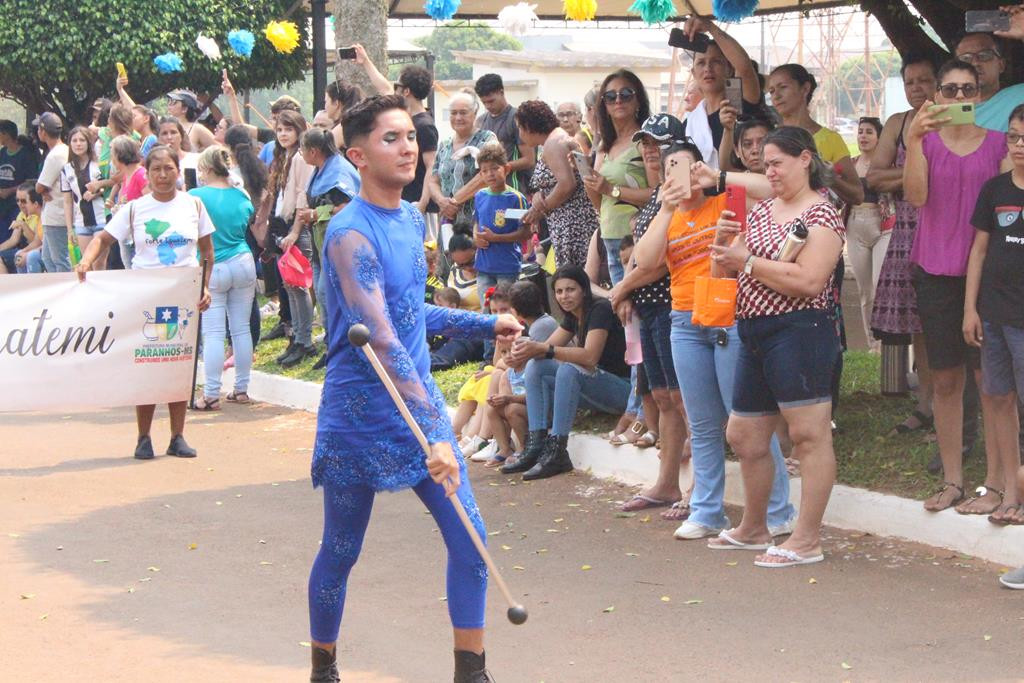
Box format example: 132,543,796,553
956,487,1003,516
192,396,220,411
621,494,676,512
661,501,690,521
226,391,251,404
988,503,1021,526
635,431,659,449
753,546,824,568
708,529,773,551
924,482,965,512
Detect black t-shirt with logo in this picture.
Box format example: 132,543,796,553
0,145,39,240
971,171,1024,328
559,297,629,377
403,111,439,211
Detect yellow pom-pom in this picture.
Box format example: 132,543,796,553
564,0,597,21
265,20,301,54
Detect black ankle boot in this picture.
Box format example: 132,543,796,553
454,650,493,683
500,430,547,474
523,435,573,481
276,339,296,364
310,645,340,682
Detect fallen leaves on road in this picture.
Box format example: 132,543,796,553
581,565,592,571
20,593,34,600
841,662,853,670
809,578,818,584
188,543,198,550
93,559,109,564
660,596,671,602
684,599,703,605
602,606,615,613
147,566,160,572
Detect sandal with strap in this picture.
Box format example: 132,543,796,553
924,482,965,512
635,431,659,448
192,396,220,411
226,391,251,404
988,502,1020,526
609,420,646,446
956,487,1003,516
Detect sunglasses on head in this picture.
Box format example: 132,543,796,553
602,88,636,103
938,83,978,98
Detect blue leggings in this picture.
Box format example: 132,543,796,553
308,476,489,642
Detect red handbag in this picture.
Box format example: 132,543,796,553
277,245,314,288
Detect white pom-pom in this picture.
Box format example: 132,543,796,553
196,34,222,61
497,3,538,36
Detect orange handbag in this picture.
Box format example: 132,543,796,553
691,276,738,328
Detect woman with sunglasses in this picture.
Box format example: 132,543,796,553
867,54,938,437
847,116,888,352
583,69,656,286
904,59,1010,513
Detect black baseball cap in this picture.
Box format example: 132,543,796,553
31,112,63,135
632,113,687,145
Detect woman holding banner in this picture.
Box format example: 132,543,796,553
76,145,214,460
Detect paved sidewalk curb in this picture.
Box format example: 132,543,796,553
207,367,1024,567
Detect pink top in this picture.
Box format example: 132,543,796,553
910,130,1005,277
122,166,148,202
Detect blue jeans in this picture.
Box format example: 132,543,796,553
626,365,644,417
603,237,625,285
670,311,795,529
524,358,630,435
312,256,329,332
16,249,43,273
202,252,257,398
476,271,518,312
41,225,71,272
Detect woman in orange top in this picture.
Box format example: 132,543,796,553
634,142,795,543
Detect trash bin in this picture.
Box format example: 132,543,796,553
880,342,910,396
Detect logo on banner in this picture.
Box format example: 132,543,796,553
135,305,195,364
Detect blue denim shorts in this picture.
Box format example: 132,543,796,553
636,301,678,390
981,321,1024,396
733,308,839,416
74,223,107,237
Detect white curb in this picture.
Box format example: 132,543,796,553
205,367,1024,567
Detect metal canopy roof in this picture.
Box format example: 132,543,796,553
385,0,849,21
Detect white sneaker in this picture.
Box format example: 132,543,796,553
673,520,725,540
461,436,486,459
259,300,279,318
470,440,498,462
768,518,796,537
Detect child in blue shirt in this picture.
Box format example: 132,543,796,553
472,141,530,310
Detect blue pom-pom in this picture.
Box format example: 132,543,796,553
424,0,460,21
627,0,677,25
712,0,758,22
228,29,256,58
153,52,184,74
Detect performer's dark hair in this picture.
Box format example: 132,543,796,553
342,94,407,148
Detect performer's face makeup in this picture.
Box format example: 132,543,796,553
348,109,418,188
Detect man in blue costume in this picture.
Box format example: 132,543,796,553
307,94,522,683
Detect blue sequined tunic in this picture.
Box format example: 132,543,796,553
312,197,497,491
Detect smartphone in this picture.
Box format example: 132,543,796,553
725,185,746,231
572,150,593,178
724,78,743,108
965,10,1010,33
504,208,528,220
929,102,975,126
668,28,710,53
337,47,357,60
184,167,198,190
116,62,127,79
664,152,691,198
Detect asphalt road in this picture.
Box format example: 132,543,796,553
2,402,1021,682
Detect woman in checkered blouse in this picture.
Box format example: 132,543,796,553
709,126,845,568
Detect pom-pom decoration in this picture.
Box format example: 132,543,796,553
498,3,539,36
265,20,301,54
196,34,222,61
153,53,184,74
712,0,759,22
627,0,676,24
228,29,256,58
425,0,461,21
564,0,597,21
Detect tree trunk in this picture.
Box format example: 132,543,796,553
333,0,389,96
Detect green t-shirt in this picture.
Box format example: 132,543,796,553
189,186,254,264
598,140,647,239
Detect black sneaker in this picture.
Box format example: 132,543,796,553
264,321,291,341
280,343,317,368
276,339,297,364
134,435,155,460
166,434,197,458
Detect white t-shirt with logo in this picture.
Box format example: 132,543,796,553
60,160,107,228
104,192,215,270
38,142,69,226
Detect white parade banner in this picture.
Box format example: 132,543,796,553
0,268,202,413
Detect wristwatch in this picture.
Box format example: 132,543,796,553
545,344,556,360
743,254,756,275
610,185,621,199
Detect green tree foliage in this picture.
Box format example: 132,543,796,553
413,22,522,81
0,0,309,124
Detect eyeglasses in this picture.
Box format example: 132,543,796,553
957,49,1000,64
602,88,636,104
938,83,978,98
1007,133,1024,145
